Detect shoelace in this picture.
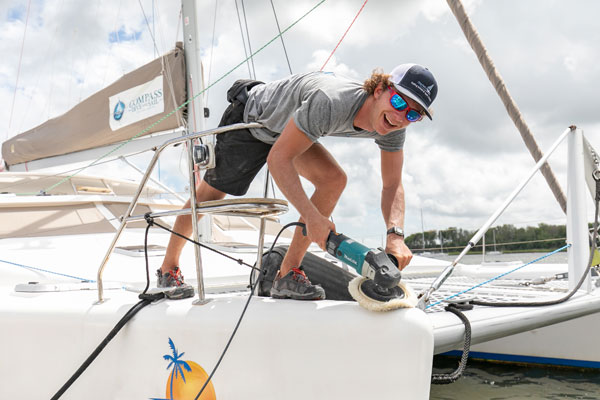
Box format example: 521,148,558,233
167,269,184,286
291,267,309,284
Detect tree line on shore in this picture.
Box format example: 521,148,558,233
404,223,569,253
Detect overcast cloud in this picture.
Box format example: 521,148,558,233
1,0,598,247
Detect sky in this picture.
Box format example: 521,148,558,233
1,0,599,248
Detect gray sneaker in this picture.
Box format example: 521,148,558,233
156,267,195,300
270,266,326,300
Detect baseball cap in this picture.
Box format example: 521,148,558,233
389,64,438,120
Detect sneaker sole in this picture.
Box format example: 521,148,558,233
270,288,325,301
163,286,195,300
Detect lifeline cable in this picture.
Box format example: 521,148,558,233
426,244,571,310
470,178,599,308
428,176,600,385
145,214,259,272
0,259,93,282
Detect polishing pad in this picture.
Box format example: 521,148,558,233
348,276,417,311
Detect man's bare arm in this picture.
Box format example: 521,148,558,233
380,149,413,269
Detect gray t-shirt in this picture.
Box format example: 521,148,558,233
243,72,405,152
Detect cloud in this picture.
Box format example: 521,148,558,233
1,0,598,247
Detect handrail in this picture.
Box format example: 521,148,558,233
417,126,574,309
95,122,264,303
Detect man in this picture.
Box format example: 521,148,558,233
157,63,438,301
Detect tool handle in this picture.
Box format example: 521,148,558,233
387,254,399,267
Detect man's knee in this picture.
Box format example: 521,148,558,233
195,180,227,201
313,166,346,196
331,168,347,195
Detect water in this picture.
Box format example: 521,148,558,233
430,358,600,399
427,251,600,399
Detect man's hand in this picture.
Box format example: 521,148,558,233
305,213,336,251
385,235,412,270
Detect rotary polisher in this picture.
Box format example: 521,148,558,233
326,231,417,311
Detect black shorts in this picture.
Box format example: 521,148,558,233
203,101,272,196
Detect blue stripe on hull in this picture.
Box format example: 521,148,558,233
442,350,600,369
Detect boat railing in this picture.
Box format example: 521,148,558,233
418,126,594,308
95,122,288,304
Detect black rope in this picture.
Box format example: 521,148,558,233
51,219,164,399
429,176,600,385
50,298,156,399
431,304,472,384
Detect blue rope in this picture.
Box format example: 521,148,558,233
0,258,94,282
426,244,571,310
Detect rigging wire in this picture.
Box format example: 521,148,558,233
102,0,124,88
76,0,104,104
15,0,326,195
205,0,219,106
140,0,184,129
270,0,293,75
174,5,183,44
320,0,368,71
240,0,257,79
6,0,32,142
17,0,66,134
234,0,253,78
138,0,160,58
152,0,156,58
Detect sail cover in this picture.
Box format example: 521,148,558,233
2,44,186,167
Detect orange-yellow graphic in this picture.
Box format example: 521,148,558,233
152,338,216,400
166,360,215,400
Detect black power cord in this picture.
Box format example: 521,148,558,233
51,222,163,399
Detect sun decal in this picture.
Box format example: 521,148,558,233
151,338,216,400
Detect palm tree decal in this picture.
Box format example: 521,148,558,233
163,337,192,400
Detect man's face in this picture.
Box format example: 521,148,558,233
372,86,424,135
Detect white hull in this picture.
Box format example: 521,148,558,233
2,283,433,399
1,230,436,400
460,312,600,368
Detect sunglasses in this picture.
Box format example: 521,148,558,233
388,88,423,122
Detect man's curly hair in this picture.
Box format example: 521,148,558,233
363,68,392,94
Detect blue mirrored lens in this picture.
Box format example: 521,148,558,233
390,94,407,111
406,110,422,122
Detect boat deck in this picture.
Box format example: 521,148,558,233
407,276,578,313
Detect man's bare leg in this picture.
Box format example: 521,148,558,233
279,143,347,277
160,180,226,274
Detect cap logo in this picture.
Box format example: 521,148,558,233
410,80,434,102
